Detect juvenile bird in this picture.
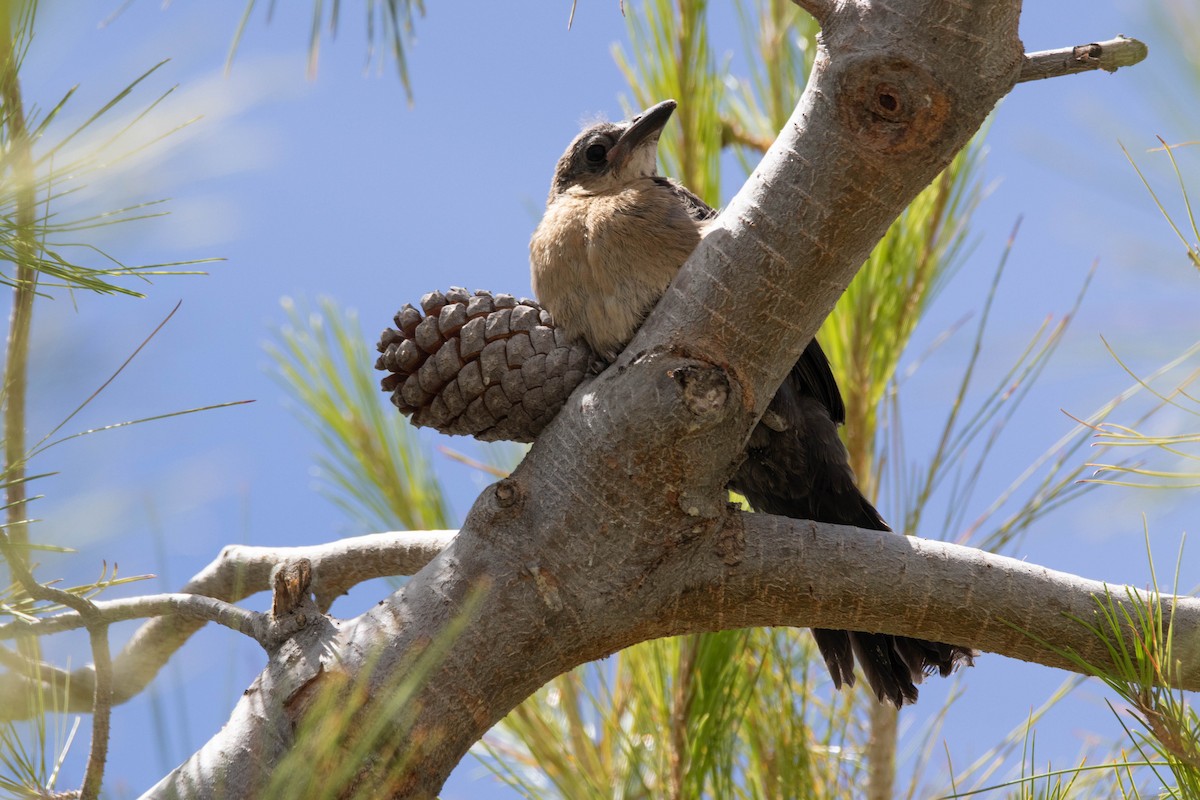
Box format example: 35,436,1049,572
530,99,973,706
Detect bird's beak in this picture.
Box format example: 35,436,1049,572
607,99,676,171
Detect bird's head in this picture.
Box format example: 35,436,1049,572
547,99,676,201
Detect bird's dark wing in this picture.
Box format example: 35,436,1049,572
654,176,717,223
789,337,845,426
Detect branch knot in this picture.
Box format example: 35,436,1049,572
838,56,951,154
670,363,731,423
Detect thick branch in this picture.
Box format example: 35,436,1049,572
149,512,1200,799
711,515,1200,682
622,1,1023,456
1018,37,1148,83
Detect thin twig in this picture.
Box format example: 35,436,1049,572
0,530,112,800
0,592,263,641
0,530,456,718
0,0,38,550
0,13,117,796
81,624,111,800
720,118,774,154
1018,36,1148,84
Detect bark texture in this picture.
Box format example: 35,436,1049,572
143,3,1175,799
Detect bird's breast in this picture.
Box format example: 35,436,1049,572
530,182,701,360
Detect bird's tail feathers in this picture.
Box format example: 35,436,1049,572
813,628,975,707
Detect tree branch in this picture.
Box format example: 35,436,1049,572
0,593,262,641
84,624,112,800
148,513,1200,799
720,117,774,154
0,531,454,719
789,0,832,26
721,516,1200,682
0,529,115,799
1019,36,1149,83
0,0,39,553
147,2,1157,797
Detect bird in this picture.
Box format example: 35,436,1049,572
530,99,974,707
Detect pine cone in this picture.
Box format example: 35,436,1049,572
375,288,601,442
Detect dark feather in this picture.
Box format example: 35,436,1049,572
788,337,845,427
654,176,717,223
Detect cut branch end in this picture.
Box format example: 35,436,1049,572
1019,36,1148,84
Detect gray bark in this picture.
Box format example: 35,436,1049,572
144,2,1178,798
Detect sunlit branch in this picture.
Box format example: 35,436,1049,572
1019,36,1148,83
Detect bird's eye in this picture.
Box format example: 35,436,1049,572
584,143,607,164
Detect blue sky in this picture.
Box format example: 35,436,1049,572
9,1,1200,797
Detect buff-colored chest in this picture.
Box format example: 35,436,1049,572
530,180,701,360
